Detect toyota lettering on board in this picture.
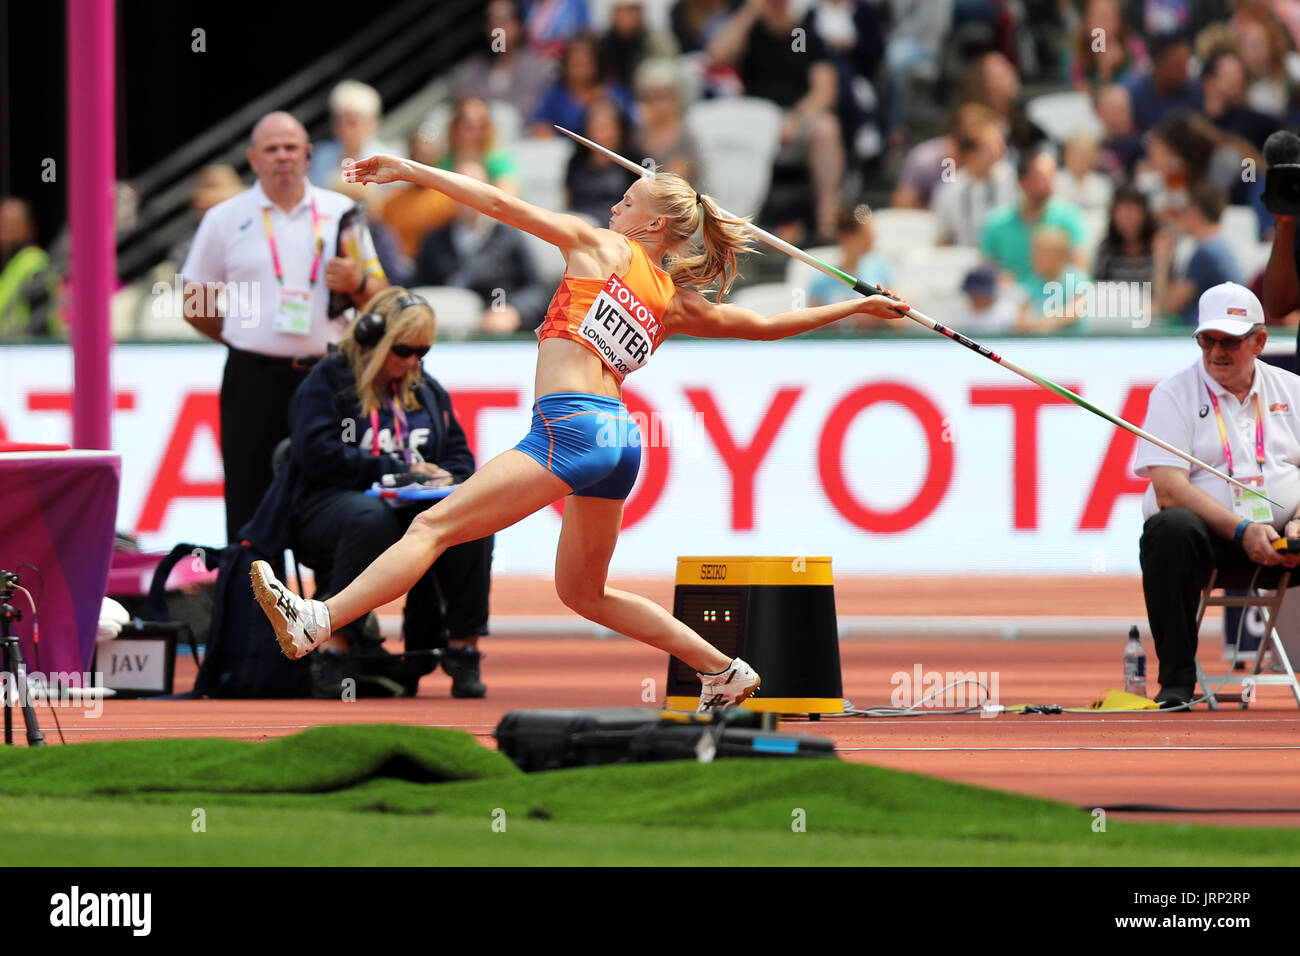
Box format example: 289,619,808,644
0,339,1172,574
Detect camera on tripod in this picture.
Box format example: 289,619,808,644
0,567,44,745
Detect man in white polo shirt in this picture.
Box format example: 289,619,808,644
1136,282,1300,707
182,111,388,541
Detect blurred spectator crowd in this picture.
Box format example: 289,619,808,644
7,0,1300,342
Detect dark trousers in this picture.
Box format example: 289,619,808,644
1139,507,1286,691
220,348,313,543
293,488,493,650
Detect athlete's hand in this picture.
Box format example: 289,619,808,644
342,155,409,186
411,461,455,488
857,292,910,321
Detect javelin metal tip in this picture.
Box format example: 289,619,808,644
554,125,653,179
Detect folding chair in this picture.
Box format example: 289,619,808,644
1194,567,1300,709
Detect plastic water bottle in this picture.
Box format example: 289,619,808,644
1123,626,1147,697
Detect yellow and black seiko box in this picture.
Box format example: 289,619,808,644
665,556,844,716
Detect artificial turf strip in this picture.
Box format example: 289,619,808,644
2,726,1300,865
2,792,1294,866
0,724,518,796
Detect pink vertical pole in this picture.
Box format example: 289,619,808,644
67,0,115,450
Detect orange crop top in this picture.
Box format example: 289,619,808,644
535,237,677,381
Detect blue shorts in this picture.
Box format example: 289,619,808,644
514,392,642,499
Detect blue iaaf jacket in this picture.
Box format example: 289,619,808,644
290,348,474,497
238,348,475,556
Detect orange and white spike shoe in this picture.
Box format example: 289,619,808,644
696,657,761,712
250,560,332,660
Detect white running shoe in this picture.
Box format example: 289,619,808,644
697,657,761,712
250,560,332,660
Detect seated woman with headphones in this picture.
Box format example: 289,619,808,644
287,286,492,697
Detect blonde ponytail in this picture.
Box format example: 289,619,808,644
646,173,754,300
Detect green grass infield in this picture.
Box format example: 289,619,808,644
0,725,1294,866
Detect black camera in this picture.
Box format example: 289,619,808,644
1264,131,1300,215
1265,164,1300,215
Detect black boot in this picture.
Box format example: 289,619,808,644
442,644,486,698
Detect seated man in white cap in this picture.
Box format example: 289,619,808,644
1135,282,1300,707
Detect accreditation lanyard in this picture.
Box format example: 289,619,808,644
262,199,323,285
1205,385,1265,478
370,389,412,465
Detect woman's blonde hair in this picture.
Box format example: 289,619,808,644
338,287,437,416
646,171,754,299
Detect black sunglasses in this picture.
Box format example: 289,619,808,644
391,343,430,359
1195,331,1254,352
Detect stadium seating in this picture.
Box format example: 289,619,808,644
1024,91,1103,145
728,282,800,316
488,100,524,148
1219,204,1270,280
891,245,982,314
685,97,783,218
521,228,567,284
868,208,940,262
784,245,840,291
410,285,486,340
514,136,575,215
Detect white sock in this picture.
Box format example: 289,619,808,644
303,600,332,639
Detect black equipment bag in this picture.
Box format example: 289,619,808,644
148,542,310,698
493,707,836,771
494,708,664,771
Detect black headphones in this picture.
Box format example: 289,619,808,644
353,292,431,348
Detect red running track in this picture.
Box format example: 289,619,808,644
28,620,1300,829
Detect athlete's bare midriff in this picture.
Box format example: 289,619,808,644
534,337,624,399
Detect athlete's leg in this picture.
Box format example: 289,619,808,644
553,495,731,674
324,449,570,630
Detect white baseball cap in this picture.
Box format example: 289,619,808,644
1195,282,1265,336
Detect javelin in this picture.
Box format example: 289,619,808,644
554,124,1280,507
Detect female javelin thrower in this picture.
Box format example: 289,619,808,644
251,151,908,710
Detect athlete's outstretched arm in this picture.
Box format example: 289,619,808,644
664,287,910,341
344,155,601,252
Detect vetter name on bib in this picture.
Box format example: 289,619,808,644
578,275,663,378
